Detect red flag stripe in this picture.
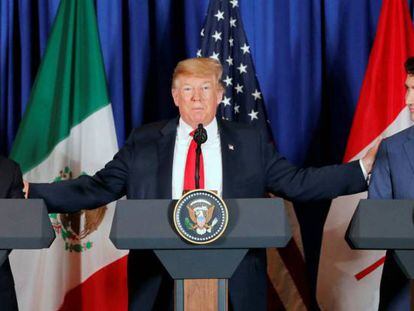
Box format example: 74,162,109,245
343,0,414,162
277,240,313,310
267,275,286,311
354,256,386,281
59,255,128,311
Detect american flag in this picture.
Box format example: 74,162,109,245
197,0,268,130
197,0,314,309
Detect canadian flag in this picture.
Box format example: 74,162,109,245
317,0,414,310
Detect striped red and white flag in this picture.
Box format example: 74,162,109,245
317,0,414,309
267,201,313,310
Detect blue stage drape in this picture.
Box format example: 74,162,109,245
2,0,414,306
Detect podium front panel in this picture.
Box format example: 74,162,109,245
0,199,55,249
394,250,414,278
110,198,291,250
154,249,248,279
347,200,414,250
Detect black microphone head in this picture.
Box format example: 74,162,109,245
193,123,208,144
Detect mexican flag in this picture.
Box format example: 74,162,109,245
9,0,128,310
317,0,414,309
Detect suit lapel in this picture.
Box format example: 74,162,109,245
156,118,241,199
218,120,239,198
156,118,178,199
404,126,414,175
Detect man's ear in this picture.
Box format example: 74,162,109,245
172,88,179,107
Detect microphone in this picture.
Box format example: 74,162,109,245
193,124,207,189
193,123,208,145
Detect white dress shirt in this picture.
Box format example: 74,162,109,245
171,118,368,199
172,118,223,199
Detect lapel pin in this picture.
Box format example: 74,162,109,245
228,144,234,150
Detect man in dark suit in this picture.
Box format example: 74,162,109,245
0,156,24,311
27,57,375,310
368,57,414,310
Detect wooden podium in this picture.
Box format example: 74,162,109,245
110,198,292,310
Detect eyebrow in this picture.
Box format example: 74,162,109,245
181,81,213,86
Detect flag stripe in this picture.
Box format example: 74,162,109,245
59,255,128,311
278,240,313,310
267,275,286,311
343,0,414,162
10,0,109,173
10,106,127,310
355,256,386,281
267,201,308,310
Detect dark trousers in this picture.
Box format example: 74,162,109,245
378,252,410,311
0,259,18,311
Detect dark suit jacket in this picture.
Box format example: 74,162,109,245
368,126,414,310
0,156,23,311
31,118,366,311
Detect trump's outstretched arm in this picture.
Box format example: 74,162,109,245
262,130,368,202
28,129,138,213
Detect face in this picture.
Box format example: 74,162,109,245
405,75,414,120
172,74,223,129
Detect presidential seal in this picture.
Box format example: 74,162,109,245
173,190,228,244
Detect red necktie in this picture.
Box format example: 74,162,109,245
183,130,205,191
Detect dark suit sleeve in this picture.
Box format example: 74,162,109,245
8,162,24,199
263,133,367,202
368,141,392,199
29,130,136,213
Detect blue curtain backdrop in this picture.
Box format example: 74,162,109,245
2,0,414,305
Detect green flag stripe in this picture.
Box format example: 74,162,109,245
11,0,110,173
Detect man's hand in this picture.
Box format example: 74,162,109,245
23,180,29,199
361,139,381,175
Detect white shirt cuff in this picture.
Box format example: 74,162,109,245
359,159,369,182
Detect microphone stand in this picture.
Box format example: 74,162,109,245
195,144,201,189
193,124,207,189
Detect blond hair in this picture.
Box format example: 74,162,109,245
172,57,223,89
